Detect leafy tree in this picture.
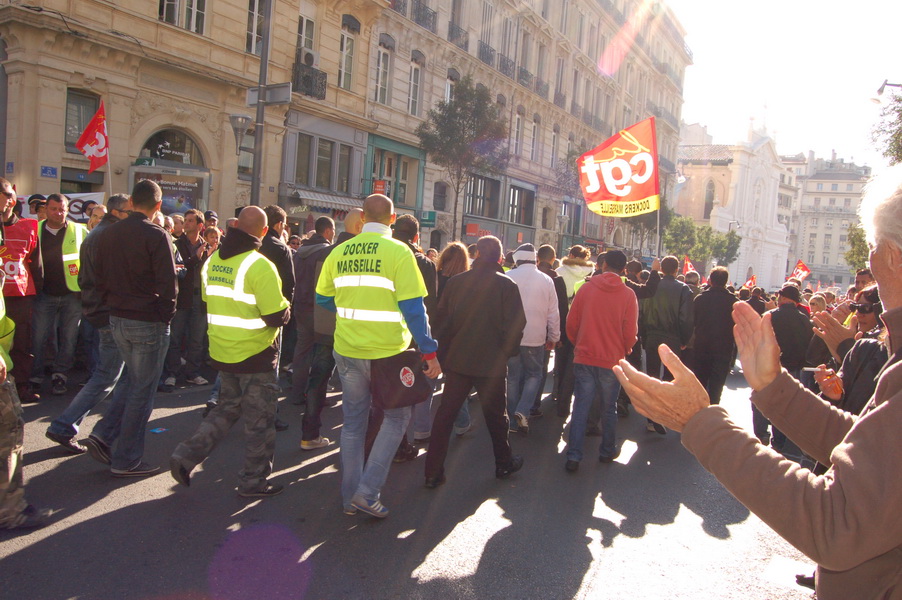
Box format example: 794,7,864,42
873,91,902,165
662,215,696,257
712,229,742,266
416,75,509,240
623,195,674,254
844,222,869,272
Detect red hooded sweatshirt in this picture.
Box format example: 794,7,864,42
567,271,638,369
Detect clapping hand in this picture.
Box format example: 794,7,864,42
613,344,709,432
733,301,781,391
811,311,858,363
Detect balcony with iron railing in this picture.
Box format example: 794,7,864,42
448,21,468,51
411,0,436,33
581,110,593,127
292,57,327,100
517,67,534,89
389,0,406,17
498,54,515,78
478,40,496,67
570,101,582,119
553,90,567,109
535,78,549,100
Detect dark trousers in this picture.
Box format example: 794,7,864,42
289,310,315,404
5,296,33,390
301,343,336,441
553,339,575,414
645,336,682,382
425,369,513,479
692,350,733,405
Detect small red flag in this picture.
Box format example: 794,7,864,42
744,275,757,288
682,255,696,275
789,259,812,282
75,101,109,174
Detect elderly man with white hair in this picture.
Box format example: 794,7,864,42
614,166,902,600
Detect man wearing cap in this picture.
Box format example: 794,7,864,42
753,284,812,449
27,195,46,221
0,180,42,403
204,210,220,234
505,243,560,434
30,193,87,397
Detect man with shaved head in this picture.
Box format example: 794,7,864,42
171,206,290,497
317,195,440,518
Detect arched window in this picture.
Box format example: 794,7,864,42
140,129,206,167
704,179,715,219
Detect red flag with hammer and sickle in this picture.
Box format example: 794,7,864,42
75,101,109,174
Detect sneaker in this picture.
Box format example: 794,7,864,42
565,459,580,473
9,505,51,530
82,435,112,465
238,483,284,498
51,374,67,396
169,457,192,487
159,376,176,393
111,461,160,478
529,407,544,418
496,455,524,479
514,412,529,434
45,430,86,455
186,374,209,386
350,494,389,518
300,436,330,451
343,504,358,515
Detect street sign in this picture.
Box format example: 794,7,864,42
246,82,293,106
40,166,58,179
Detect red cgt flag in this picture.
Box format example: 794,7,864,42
744,274,757,288
577,117,659,218
75,101,109,174
789,259,812,282
682,255,696,275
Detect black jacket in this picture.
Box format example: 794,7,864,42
260,228,295,303
768,301,813,370
94,212,177,324
311,231,354,342
539,262,569,344
402,240,438,321
78,213,119,327
692,286,737,355
173,233,205,309
293,233,331,311
435,258,526,377
643,274,694,346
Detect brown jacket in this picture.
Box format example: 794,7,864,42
682,306,902,600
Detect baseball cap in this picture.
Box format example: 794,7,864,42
27,194,46,206
777,284,801,303
204,210,218,220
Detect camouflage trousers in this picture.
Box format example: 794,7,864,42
172,371,278,494
0,378,27,528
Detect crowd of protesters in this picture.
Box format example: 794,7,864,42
1,168,901,600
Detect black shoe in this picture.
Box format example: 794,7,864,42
82,435,112,465
169,457,191,487
51,374,67,396
599,449,621,463
424,474,446,489
496,455,524,479
565,459,579,473
45,431,86,455
795,573,815,590
111,461,160,478
393,441,418,463
646,421,666,435
275,417,289,432
238,483,283,498
20,384,40,404
9,505,51,530
202,400,217,418
413,436,431,445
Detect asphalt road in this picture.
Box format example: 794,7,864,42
1,367,815,600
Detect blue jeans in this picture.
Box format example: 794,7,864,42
506,345,545,418
567,364,621,461
30,292,81,381
48,325,127,438
411,377,436,439
334,351,411,507
93,317,169,470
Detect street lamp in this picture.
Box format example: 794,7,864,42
871,79,902,104
228,114,253,156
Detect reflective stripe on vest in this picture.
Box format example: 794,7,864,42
333,274,396,292
207,313,267,330
202,252,265,305
336,306,403,323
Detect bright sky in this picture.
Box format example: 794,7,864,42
666,0,902,172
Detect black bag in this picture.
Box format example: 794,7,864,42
370,349,432,410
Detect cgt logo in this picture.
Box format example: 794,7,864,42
580,150,654,197
399,366,415,388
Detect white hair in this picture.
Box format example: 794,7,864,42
859,164,902,249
